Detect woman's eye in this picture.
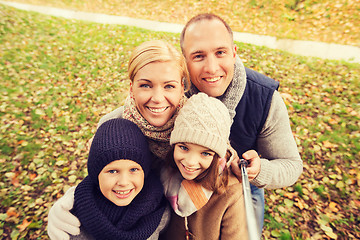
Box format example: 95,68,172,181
139,84,150,88
165,84,175,89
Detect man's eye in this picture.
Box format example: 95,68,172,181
193,55,204,60
216,50,226,56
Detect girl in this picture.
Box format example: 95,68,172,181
160,93,248,240
48,40,189,239
69,118,169,240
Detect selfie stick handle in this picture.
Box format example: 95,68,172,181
239,159,261,240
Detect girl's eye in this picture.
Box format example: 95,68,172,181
130,168,140,173
179,145,188,151
201,152,213,157
108,170,117,174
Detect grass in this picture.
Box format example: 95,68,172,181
1,3,359,240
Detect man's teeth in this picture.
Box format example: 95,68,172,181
204,77,221,82
114,190,131,195
148,107,167,113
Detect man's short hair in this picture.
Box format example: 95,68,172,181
180,13,234,54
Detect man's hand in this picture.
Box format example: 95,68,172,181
47,186,81,240
230,150,261,181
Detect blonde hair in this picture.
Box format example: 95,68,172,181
128,40,190,90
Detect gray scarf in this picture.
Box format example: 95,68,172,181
186,55,246,120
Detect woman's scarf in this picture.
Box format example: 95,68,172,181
72,174,166,240
186,55,246,120
123,95,187,161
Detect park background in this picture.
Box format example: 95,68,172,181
0,0,359,239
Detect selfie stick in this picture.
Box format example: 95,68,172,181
239,159,261,240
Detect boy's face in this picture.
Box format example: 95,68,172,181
130,61,184,127
98,160,144,206
182,19,237,97
173,142,215,180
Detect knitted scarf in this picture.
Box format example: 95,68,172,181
123,95,187,161
72,174,166,240
186,55,246,120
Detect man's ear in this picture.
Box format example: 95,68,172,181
233,44,237,58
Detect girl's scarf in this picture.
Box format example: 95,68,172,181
123,95,187,161
186,55,246,120
72,174,166,240
161,168,213,217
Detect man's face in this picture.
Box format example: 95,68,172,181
182,19,237,97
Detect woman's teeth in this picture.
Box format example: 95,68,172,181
148,107,167,113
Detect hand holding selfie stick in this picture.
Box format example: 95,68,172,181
239,159,261,240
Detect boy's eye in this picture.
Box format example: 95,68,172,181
130,168,140,173
108,170,117,174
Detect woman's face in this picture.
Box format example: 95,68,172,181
130,61,184,127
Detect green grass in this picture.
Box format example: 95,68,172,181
1,3,359,239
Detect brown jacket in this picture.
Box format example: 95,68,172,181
160,174,248,240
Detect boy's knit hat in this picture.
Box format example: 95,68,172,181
87,118,152,184
170,93,232,158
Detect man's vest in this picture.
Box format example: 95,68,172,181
230,68,280,156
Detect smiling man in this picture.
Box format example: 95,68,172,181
180,13,303,234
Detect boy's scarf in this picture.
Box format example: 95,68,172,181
186,55,246,120
123,95,187,161
72,174,166,240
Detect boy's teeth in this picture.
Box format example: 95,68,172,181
205,77,221,82
115,190,131,195
148,107,167,113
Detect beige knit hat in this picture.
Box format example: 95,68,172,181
170,93,232,158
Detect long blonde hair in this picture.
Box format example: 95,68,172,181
128,40,190,90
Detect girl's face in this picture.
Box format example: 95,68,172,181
130,61,184,127
98,160,144,206
173,143,215,180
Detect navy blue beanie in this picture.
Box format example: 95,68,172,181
87,118,152,184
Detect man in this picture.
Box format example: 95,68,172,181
181,13,303,232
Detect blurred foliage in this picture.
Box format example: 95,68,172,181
4,0,360,46
1,3,360,240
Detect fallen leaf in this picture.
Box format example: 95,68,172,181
17,219,32,232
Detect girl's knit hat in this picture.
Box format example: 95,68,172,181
170,92,232,158
87,118,152,183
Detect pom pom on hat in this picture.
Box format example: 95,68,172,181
87,118,152,184
170,93,232,158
